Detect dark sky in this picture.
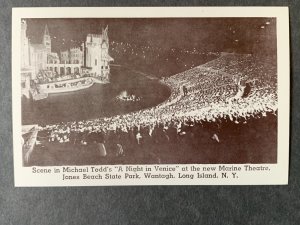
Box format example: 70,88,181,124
25,18,276,54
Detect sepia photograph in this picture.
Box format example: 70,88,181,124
13,7,289,186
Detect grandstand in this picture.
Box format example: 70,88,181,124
29,53,277,165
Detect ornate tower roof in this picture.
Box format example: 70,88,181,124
102,25,109,42
44,24,50,36
43,24,51,53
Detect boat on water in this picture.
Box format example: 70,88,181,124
37,76,106,94
116,90,141,102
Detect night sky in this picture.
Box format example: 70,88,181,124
25,18,276,55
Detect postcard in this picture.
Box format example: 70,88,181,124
12,7,289,186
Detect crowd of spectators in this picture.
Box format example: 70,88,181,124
38,53,278,162
110,41,219,77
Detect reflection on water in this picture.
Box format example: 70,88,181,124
22,67,171,125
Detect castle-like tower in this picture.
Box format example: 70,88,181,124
21,20,30,68
43,25,51,54
85,26,113,80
